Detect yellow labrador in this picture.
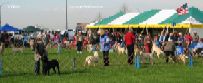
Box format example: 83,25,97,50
116,43,125,55
151,42,164,58
84,51,99,66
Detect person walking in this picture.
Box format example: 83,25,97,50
100,29,110,66
124,28,135,65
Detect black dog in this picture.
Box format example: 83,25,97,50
41,56,60,75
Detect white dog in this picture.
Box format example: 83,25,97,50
84,51,99,66
151,42,164,58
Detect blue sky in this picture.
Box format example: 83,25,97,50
1,0,203,30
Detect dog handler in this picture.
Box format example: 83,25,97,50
124,28,135,65
100,29,110,66
34,37,46,75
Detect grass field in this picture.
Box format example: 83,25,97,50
0,48,203,83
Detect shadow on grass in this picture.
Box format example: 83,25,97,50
0,69,89,78
0,73,34,78
59,68,89,75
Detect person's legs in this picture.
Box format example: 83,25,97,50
165,51,170,63
34,61,40,75
127,44,134,64
77,41,82,53
103,51,109,66
77,42,80,53
127,45,131,64
170,51,176,63
149,53,154,65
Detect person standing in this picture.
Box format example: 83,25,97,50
163,40,176,63
192,31,199,43
144,34,152,53
158,31,166,48
184,33,193,48
100,30,110,66
124,28,135,65
34,37,46,75
90,33,98,52
177,33,184,44
23,33,29,47
76,31,83,54
0,31,8,54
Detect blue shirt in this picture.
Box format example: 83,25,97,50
176,46,184,55
100,35,110,51
194,42,203,49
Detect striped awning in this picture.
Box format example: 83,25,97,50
87,7,203,28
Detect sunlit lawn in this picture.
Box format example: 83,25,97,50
0,48,203,83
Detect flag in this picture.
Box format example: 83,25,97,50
176,3,189,15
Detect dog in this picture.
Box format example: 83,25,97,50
12,48,23,53
175,46,187,64
151,42,164,58
86,44,93,53
116,43,126,55
11,44,23,53
84,51,99,66
41,56,60,75
134,45,153,65
176,54,186,64
64,40,70,48
141,53,154,65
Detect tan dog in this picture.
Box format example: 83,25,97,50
134,49,154,65
141,53,154,65
116,43,125,55
134,45,153,65
11,44,23,54
176,54,186,64
64,40,69,48
12,47,23,53
134,46,142,56
151,42,164,58
84,51,99,66
86,44,93,53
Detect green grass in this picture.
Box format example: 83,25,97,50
0,48,203,83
